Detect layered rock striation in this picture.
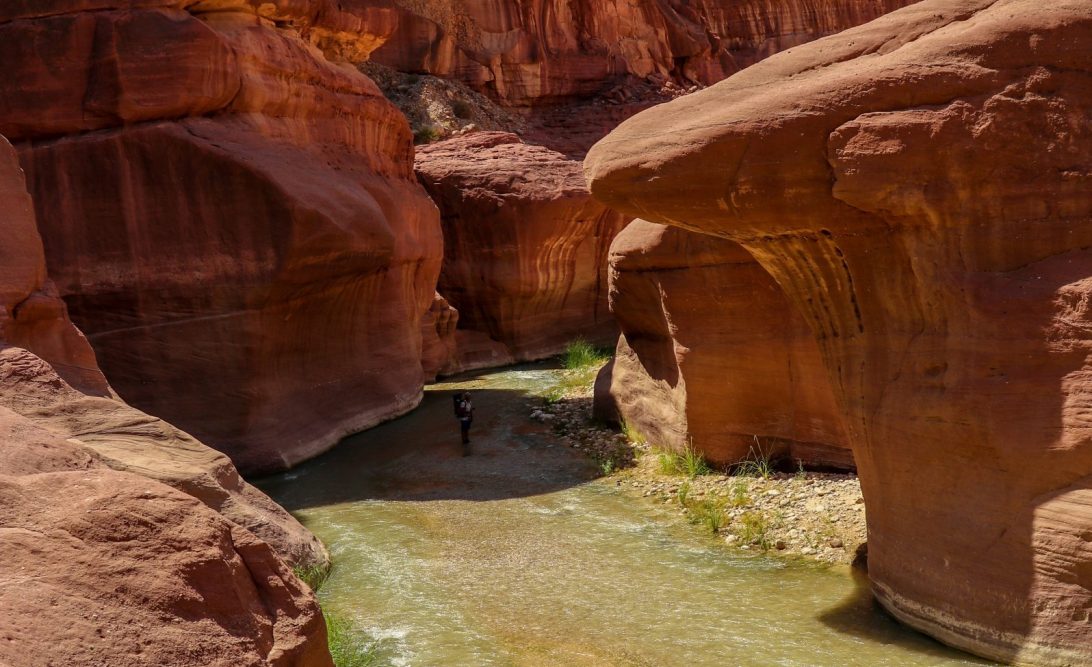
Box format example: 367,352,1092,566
0,133,331,665
416,132,625,365
596,220,851,469
368,0,921,107
587,1,1092,663
3,1,442,474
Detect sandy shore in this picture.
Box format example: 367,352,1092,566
530,364,867,565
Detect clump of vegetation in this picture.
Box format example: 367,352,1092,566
324,612,382,667
676,480,691,506
687,497,727,534
656,445,711,479
542,339,612,403
451,99,473,119
734,438,775,479
619,418,647,446
563,338,611,370
738,511,772,550
413,125,442,144
293,563,331,592
728,479,749,507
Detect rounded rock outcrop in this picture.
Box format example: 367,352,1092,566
586,1,1092,663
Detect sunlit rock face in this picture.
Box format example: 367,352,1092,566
586,1,1092,663
416,132,626,363
367,0,921,106
595,220,851,470
2,2,443,474
0,133,332,665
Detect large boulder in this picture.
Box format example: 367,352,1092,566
0,465,332,667
586,0,1092,663
416,132,626,363
597,220,851,469
3,4,443,474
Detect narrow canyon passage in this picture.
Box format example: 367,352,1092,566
259,365,990,667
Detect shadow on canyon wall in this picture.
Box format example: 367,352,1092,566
259,364,600,510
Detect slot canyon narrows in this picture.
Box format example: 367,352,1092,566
0,1,1087,666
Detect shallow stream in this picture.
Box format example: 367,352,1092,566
258,364,993,667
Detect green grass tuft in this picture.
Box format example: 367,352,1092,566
734,438,775,479
657,445,711,478
293,563,331,592
562,338,611,370
687,498,726,534
619,418,647,446
324,612,382,667
738,511,772,550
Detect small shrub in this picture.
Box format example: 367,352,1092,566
738,511,771,550
293,563,331,592
325,612,381,667
451,99,473,119
563,338,611,370
413,125,442,144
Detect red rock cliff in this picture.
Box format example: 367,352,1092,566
587,1,1092,663
2,1,443,474
416,132,625,365
596,220,851,469
369,0,922,106
0,132,332,665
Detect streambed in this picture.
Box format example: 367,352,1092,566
258,364,992,667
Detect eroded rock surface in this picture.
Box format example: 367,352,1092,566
417,132,625,363
4,2,442,474
368,0,920,106
596,220,850,469
0,466,331,667
0,132,331,664
587,1,1092,663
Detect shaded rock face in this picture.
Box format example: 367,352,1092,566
596,220,851,469
586,1,1092,663
4,3,442,474
368,0,921,106
0,134,331,665
416,132,625,364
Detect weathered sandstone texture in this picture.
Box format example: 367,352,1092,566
586,1,1092,663
0,134,332,665
0,465,332,667
596,220,850,469
368,0,920,106
3,2,442,474
416,132,626,363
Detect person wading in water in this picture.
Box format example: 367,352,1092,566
454,391,474,455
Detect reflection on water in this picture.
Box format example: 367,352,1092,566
258,364,993,667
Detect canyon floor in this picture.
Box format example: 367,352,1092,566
258,362,988,666
536,362,868,565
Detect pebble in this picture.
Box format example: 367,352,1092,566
828,538,844,549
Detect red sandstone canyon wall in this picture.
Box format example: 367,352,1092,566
586,1,1092,663
1,1,443,474
595,220,851,469
416,132,625,366
0,133,332,665
369,0,921,106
